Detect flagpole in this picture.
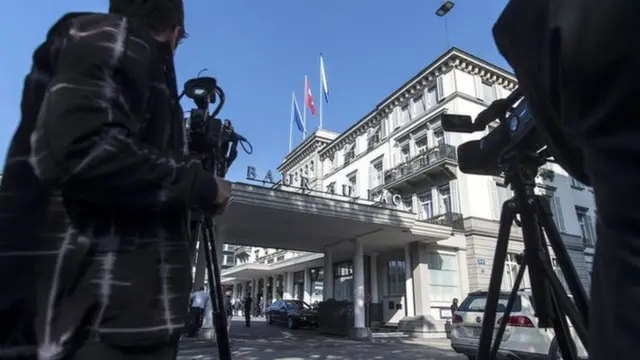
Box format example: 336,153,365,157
319,54,323,130
289,92,295,152
303,75,308,139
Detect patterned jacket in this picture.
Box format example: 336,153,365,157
0,12,219,356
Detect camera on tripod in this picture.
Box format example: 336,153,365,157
441,88,547,176
181,75,252,176
179,73,252,360
441,91,589,360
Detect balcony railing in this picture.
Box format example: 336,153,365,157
421,212,464,231
384,143,457,186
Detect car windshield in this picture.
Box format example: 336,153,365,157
458,294,522,313
285,300,311,310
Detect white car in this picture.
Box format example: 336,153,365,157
450,290,587,360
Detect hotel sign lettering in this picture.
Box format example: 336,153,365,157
245,166,402,206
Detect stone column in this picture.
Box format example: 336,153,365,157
262,276,268,313
303,268,311,304
370,253,379,303
323,247,334,300
457,249,470,300
284,272,294,299
351,238,370,339
404,243,416,317
271,275,278,302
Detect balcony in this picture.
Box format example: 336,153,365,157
234,246,251,257
384,143,458,191
420,212,464,232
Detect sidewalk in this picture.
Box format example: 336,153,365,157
178,317,463,359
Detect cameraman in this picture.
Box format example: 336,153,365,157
493,0,640,359
0,1,231,359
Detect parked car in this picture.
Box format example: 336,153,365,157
450,290,587,360
266,300,318,329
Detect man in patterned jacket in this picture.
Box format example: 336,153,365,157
0,1,231,359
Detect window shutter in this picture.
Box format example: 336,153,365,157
474,75,484,100
436,76,445,102
393,150,400,166
552,196,566,232
585,214,596,244
450,180,460,213
381,118,388,138
488,181,499,219
392,108,399,129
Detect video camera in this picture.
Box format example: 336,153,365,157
180,75,252,175
441,88,547,176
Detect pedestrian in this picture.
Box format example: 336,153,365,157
450,298,459,314
224,290,233,335
244,296,253,327
188,287,209,337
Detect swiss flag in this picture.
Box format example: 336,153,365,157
305,77,316,115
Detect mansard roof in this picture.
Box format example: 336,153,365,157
317,47,518,159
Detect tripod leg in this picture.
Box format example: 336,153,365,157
490,255,527,360
200,218,232,360
476,199,518,360
536,196,589,328
537,255,580,360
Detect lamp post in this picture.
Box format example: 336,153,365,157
435,1,455,48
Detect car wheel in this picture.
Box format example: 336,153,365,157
266,314,272,324
287,317,296,329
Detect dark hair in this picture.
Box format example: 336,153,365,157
109,0,187,41
200,286,204,291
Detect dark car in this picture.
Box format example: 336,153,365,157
266,300,318,329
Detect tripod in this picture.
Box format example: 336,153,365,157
475,154,590,360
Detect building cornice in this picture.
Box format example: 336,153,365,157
317,47,518,158
278,131,337,173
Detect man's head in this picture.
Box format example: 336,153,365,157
199,286,204,292
109,0,186,52
452,298,458,305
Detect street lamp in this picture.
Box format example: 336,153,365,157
435,1,455,17
435,1,455,48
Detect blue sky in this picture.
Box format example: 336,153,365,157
0,0,510,182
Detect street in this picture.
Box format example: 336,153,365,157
178,317,466,360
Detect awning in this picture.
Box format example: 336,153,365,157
221,252,324,283
216,183,454,253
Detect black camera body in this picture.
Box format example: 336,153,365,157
441,89,546,176
181,75,250,174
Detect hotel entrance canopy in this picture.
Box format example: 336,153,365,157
217,183,455,254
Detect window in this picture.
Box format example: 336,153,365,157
502,253,531,291
576,207,596,247
309,160,315,173
413,95,426,116
327,154,335,170
438,184,452,214
344,142,355,163
387,260,406,295
222,244,236,252
418,192,433,220
347,172,358,197
482,80,496,104
401,105,411,125
570,177,584,189
426,86,437,109
380,116,388,139
333,262,354,301
304,164,309,176
459,294,522,313
276,255,285,262
369,160,384,188
400,143,411,163
414,136,427,154
426,252,459,302
223,254,235,265
367,126,381,150
549,196,566,232
433,128,444,146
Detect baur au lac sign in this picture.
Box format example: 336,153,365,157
245,166,402,206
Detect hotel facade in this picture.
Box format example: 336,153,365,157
193,48,597,338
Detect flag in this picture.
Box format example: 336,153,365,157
292,93,304,132
305,76,316,115
320,54,330,104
